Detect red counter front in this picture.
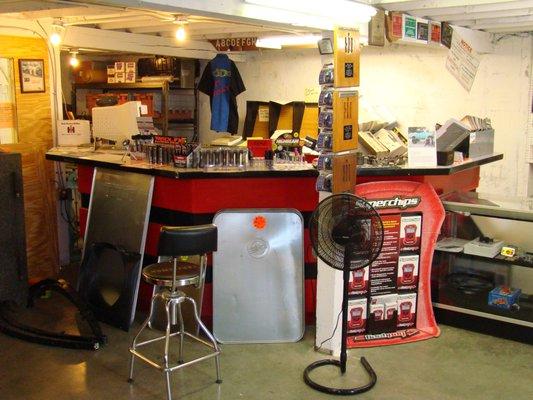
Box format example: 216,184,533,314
69,153,502,326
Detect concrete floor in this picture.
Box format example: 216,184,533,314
0,293,532,400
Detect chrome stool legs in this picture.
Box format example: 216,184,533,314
128,292,221,400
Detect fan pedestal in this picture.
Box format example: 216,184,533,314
303,259,377,395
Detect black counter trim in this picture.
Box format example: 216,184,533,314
81,196,314,229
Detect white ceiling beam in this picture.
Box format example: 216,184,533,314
431,7,533,22
127,21,218,34
0,0,77,13
62,25,246,61
158,25,272,38
97,18,168,30
19,7,125,19
63,0,335,31
487,24,533,32
452,14,533,29
407,1,533,17
65,14,160,26
471,20,533,29
372,0,524,12
128,21,267,35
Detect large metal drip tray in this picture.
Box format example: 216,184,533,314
213,209,304,343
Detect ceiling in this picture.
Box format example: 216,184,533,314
1,0,532,52
371,0,533,33
0,1,317,43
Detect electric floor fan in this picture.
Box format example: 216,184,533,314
304,193,384,395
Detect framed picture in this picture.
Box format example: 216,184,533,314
18,59,45,93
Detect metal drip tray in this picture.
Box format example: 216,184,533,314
213,209,304,343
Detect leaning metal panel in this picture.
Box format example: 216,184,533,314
213,209,304,343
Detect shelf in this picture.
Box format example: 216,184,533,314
73,82,167,90
73,82,196,91
434,249,533,269
433,284,533,327
357,153,503,177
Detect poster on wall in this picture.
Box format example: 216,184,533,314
18,59,45,93
0,58,17,144
445,32,480,92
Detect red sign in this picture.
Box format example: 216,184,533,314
209,37,258,52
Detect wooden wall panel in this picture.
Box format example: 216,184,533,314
0,35,58,278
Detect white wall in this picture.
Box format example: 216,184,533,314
199,36,532,196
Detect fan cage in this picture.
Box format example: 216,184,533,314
310,194,383,271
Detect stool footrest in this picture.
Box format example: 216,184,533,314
129,347,220,372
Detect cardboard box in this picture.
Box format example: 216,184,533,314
374,128,407,157
400,215,422,251
430,21,442,45
368,9,385,46
359,131,389,159
114,61,125,72
349,266,369,296
397,292,417,328
125,70,136,83
402,14,417,42
386,12,403,42
397,254,419,291
347,298,367,334
125,62,136,72
416,18,429,43
488,286,521,310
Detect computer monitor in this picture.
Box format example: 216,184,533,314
92,101,140,143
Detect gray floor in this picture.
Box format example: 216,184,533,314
0,293,532,400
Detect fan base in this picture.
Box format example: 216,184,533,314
303,357,377,395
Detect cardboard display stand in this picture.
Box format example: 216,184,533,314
347,180,445,348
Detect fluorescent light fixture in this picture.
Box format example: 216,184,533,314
243,0,376,27
256,34,323,49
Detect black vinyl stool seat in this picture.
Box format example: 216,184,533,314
128,224,221,400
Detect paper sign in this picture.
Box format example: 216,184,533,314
446,32,480,92
57,119,91,146
304,86,320,103
407,127,436,167
258,106,269,122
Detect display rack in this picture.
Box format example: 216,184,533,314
432,191,533,343
71,82,198,139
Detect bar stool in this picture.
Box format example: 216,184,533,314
128,224,221,400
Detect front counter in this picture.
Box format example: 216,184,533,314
46,148,503,324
